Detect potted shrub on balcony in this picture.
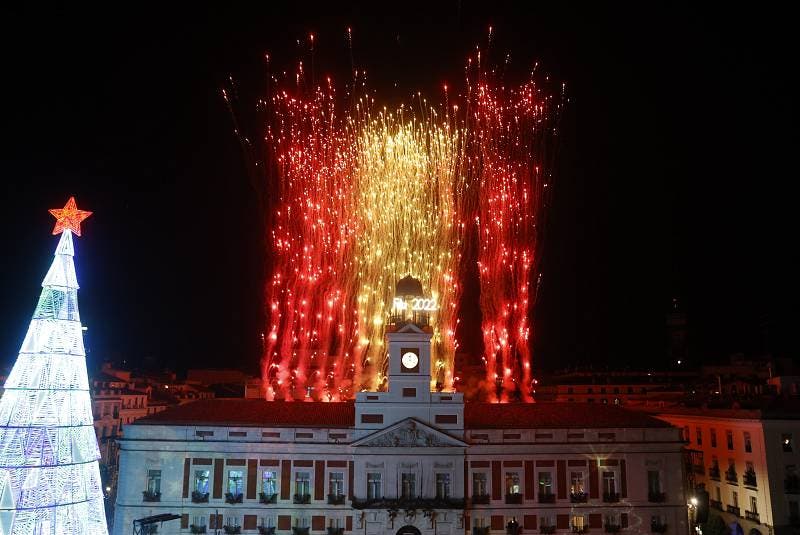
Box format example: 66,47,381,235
648,491,666,502
708,465,721,479
473,527,491,535
192,491,209,503
570,491,588,503
292,527,310,535
743,469,757,487
571,525,588,534
540,526,557,534
225,492,243,504
190,526,207,534
223,526,242,534
142,490,161,502
328,493,346,505
260,492,278,504
471,494,491,505
539,493,556,504
258,528,276,535
327,528,345,535
505,492,523,504
603,492,620,503
604,524,621,533
293,493,311,504
725,469,737,484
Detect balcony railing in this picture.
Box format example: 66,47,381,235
327,494,346,505
505,493,523,504
743,471,757,488
726,506,741,517
693,465,705,475
709,466,721,480
259,492,277,504
570,492,588,503
539,493,556,504
603,493,620,503
786,477,800,494
191,491,209,503
710,500,722,511
471,494,491,505
604,524,621,533
223,527,242,535
571,525,588,534
292,528,310,535
141,526,158,535
142,490,161,502
350,497,466,510
293,493,311,504
745,511,760,523
225,492,243,504
648,491,666,503
327,528,345,535
258,528,276,535
473,528,491,535
725,470,738,484
650,523,667,534
540,526,557,535
189,526,207,534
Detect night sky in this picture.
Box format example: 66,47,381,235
1,3,795,376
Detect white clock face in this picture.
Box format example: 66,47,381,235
401,351,419,369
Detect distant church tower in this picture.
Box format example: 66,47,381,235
354,276,464,438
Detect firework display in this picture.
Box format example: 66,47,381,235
249,37,560,402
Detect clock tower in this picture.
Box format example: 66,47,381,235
354,276,464,438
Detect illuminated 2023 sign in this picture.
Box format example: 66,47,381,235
393,297,438,312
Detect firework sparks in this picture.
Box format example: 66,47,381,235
249,38,561,402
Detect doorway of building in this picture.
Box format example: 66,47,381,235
397,525,422,535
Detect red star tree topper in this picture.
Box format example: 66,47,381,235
48,196,92,236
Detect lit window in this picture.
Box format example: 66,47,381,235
367,472,382,500
295,472,311,498
194,470,210,494
783,434,794,453
147,470,161,494
570,472,585,495
329,472,344,497
538,472,553,496
262,471,277,496
505,472,521,495
228,470,244,497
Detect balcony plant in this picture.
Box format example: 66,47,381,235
260,492,278,504
191,491,209,503
225,492,243,504
142,490,161,502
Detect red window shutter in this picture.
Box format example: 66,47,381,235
182,458,190,498
524,515,537,530
181,515,189,529
213,459,224,499
315,461,325,500
281,460,291,500
278,516,292,530
557,460,567,499
346,516,353,531
557,515,569,529
312,516,326,531
491,461,502,500
589,514,602,529
524,461,535,499
247,459,258,500
621,514,629,528
589,460,599,499
492,516,505,530
244,516,258,530
620,459,627,498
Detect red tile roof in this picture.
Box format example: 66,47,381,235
137,399,670,430
136,399,355,428
464,402,673,429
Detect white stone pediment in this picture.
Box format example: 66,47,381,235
352,418,466,448
395,322,426,334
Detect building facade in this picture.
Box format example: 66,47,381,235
656,408,800,535
114,322,687,535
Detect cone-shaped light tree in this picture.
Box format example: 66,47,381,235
0,197,108,534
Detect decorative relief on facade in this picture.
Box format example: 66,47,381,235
361,420,453,447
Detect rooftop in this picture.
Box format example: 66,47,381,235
465,402,673,429
137,399,672,429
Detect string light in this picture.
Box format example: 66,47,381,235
0,200,108,534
